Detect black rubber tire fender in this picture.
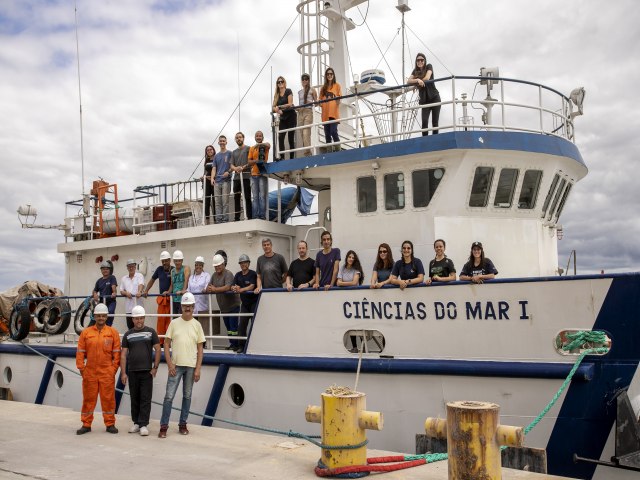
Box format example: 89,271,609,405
33,299,51,332
9,307,32,341
43,298,72,335
74,298,96,335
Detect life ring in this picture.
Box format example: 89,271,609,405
33,299,51,332
9,307,32,341
43,298,72,335
74,298,96,335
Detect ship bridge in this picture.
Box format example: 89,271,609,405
264,74,586,278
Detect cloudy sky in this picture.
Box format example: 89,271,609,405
1,0,639,292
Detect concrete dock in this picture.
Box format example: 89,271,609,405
0,401,570,479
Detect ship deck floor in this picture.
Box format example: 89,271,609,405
0,401,569,479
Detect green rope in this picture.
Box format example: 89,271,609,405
407,331,610,462
562,330,607,352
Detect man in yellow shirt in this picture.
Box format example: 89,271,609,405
158,292,205,438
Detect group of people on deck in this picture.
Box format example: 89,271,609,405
200,55,440,225
80,235,497,440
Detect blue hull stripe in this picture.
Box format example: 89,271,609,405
202,364,228,427
546,275,640,479
35,354,57,405
0,343,595,381
266,131,585,174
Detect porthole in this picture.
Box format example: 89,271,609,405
54,370,64,389
3,366,12,385
229,383,245,407
343,330,386,354
554,330,610,356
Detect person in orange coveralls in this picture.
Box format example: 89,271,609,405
75,302,121,435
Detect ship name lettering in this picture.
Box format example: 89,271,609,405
434,301,457,320
465,301,510,320
343,301,428,320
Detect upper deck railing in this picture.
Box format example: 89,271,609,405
274,75,580,159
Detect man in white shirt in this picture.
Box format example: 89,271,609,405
120,259,145,330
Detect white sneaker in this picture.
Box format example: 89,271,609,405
129,424,140,434
139,426,149,436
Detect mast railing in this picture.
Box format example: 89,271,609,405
274,75,578,159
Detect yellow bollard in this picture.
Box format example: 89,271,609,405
305,387,383,469
425,400,524,480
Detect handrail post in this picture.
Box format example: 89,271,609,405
539,85,543,134
240,171,248,221
451,77,457,132
500,80,506,131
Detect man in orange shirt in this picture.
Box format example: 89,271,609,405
75,303,121,434
247,131,271,220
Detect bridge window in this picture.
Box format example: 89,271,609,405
384,173,405,211
553,182,572,221
547,178,566,221
357,176,377,213
541,173,560,218
494,168,519,208
469,167,494,207
518,170,543,209
412,168,445,208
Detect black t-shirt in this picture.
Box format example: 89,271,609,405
417,63,440,103
94,275,117,305
460,258,498,278
391,258,425,280
287,257,316,288
428,257,456,279
277,88,295,121
234,270,258,305
122,326,159,371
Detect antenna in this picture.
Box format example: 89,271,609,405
74,0,85,197
396,0,411,83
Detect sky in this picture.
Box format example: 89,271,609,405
0,0,639,292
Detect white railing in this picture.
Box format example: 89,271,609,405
274,75,578,159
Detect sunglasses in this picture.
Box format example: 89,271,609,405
417,58,425,62
402,247,412,250
326,72,334,76
277,80,284,84
378,250,387,254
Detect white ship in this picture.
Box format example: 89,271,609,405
2,2,639,479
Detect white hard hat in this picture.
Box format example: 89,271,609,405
173,250,184,260
238,254,250,263
100,260,111,269
181,292,196,305
160,251,171,260
131,305,145,317
212,254,225,267
126,258,137,266
94,303,109,315
195,256,205,264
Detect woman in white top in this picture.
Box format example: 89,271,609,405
298,73,318,156
337,250,364,287
187,256,211,315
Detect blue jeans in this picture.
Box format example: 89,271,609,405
160,366,195,426
323,120,339,143
223,306,240,348
251,176,268,220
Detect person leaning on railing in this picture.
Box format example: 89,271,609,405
319,67,342,151
298,73,317,157
408,53,441,136
273,75,296,160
